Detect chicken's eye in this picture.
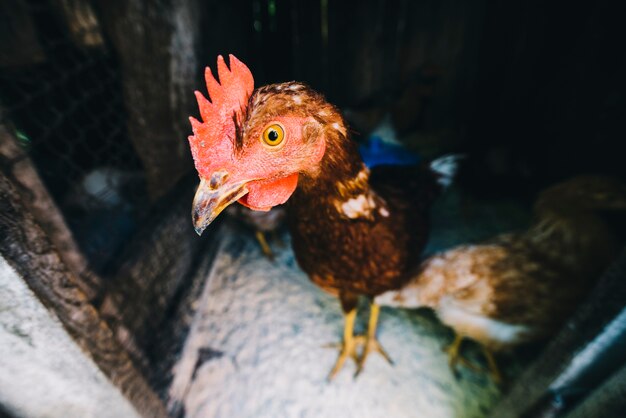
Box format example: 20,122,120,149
262,124,285,147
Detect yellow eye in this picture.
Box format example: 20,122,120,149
262,123,285,147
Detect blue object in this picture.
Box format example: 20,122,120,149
358,135,420,168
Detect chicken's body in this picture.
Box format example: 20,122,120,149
376,176,626,379
187,55,454,378
289,157,440,303
288,147,447,376
242,82,451,378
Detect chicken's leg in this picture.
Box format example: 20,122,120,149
355,303,393,376
482,347,503,384
445,334,481,372
254,231,274,260
327,308,359,381
446,334,464,369
446,334,503,383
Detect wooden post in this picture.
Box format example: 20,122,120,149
0,169,168,418
0,121,101,301
1,255,141,418
95,0,203,200
565,362,626,418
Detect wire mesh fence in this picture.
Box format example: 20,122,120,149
1,0,149,273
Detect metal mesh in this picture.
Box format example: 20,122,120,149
0,0,148,273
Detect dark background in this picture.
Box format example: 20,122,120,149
0,0,626,270
4,1,624,202
205,1,626,199
1,0,625,281
1,2,625,415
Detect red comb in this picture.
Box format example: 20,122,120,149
188,55,254,173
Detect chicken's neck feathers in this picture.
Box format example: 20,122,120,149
292,119,376,216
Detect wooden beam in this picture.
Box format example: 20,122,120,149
0,121,101,301
0,170,168,418
565,362,626,418
1,255,141,418
95,0,203,200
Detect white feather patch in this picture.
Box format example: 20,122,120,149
378,286,530,347
340,194,376,219
375,285,421,308
341,194,376,218
331,122,347,136
437,298,530,346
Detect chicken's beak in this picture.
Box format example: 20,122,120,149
192,172,250,235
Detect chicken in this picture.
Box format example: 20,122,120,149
187,55,459,379
376,175,626,382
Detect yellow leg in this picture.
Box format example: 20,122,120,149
327,309,359,381
445,334,481,372
446,334,464,369
255,231,274,260
482,347,503,384
445,334,502,383
355,303,393,376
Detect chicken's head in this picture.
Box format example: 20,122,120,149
188,55,335,235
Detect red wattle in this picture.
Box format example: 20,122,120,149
238,173,299,211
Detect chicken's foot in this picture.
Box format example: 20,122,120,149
355,303,393,377
445,334,482,373
445,334,503,384
482,347,503,384
326,309,359,381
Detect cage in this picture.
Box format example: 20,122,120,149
1,1,625,418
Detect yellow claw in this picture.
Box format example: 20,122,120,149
355,303,393,377
327,309,359,381
445,334,503,384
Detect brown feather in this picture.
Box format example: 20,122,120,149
287,110,440,304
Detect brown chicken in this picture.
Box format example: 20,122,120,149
187,55,459,379
376,175,626,382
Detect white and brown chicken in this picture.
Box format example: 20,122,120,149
376,175,626,382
